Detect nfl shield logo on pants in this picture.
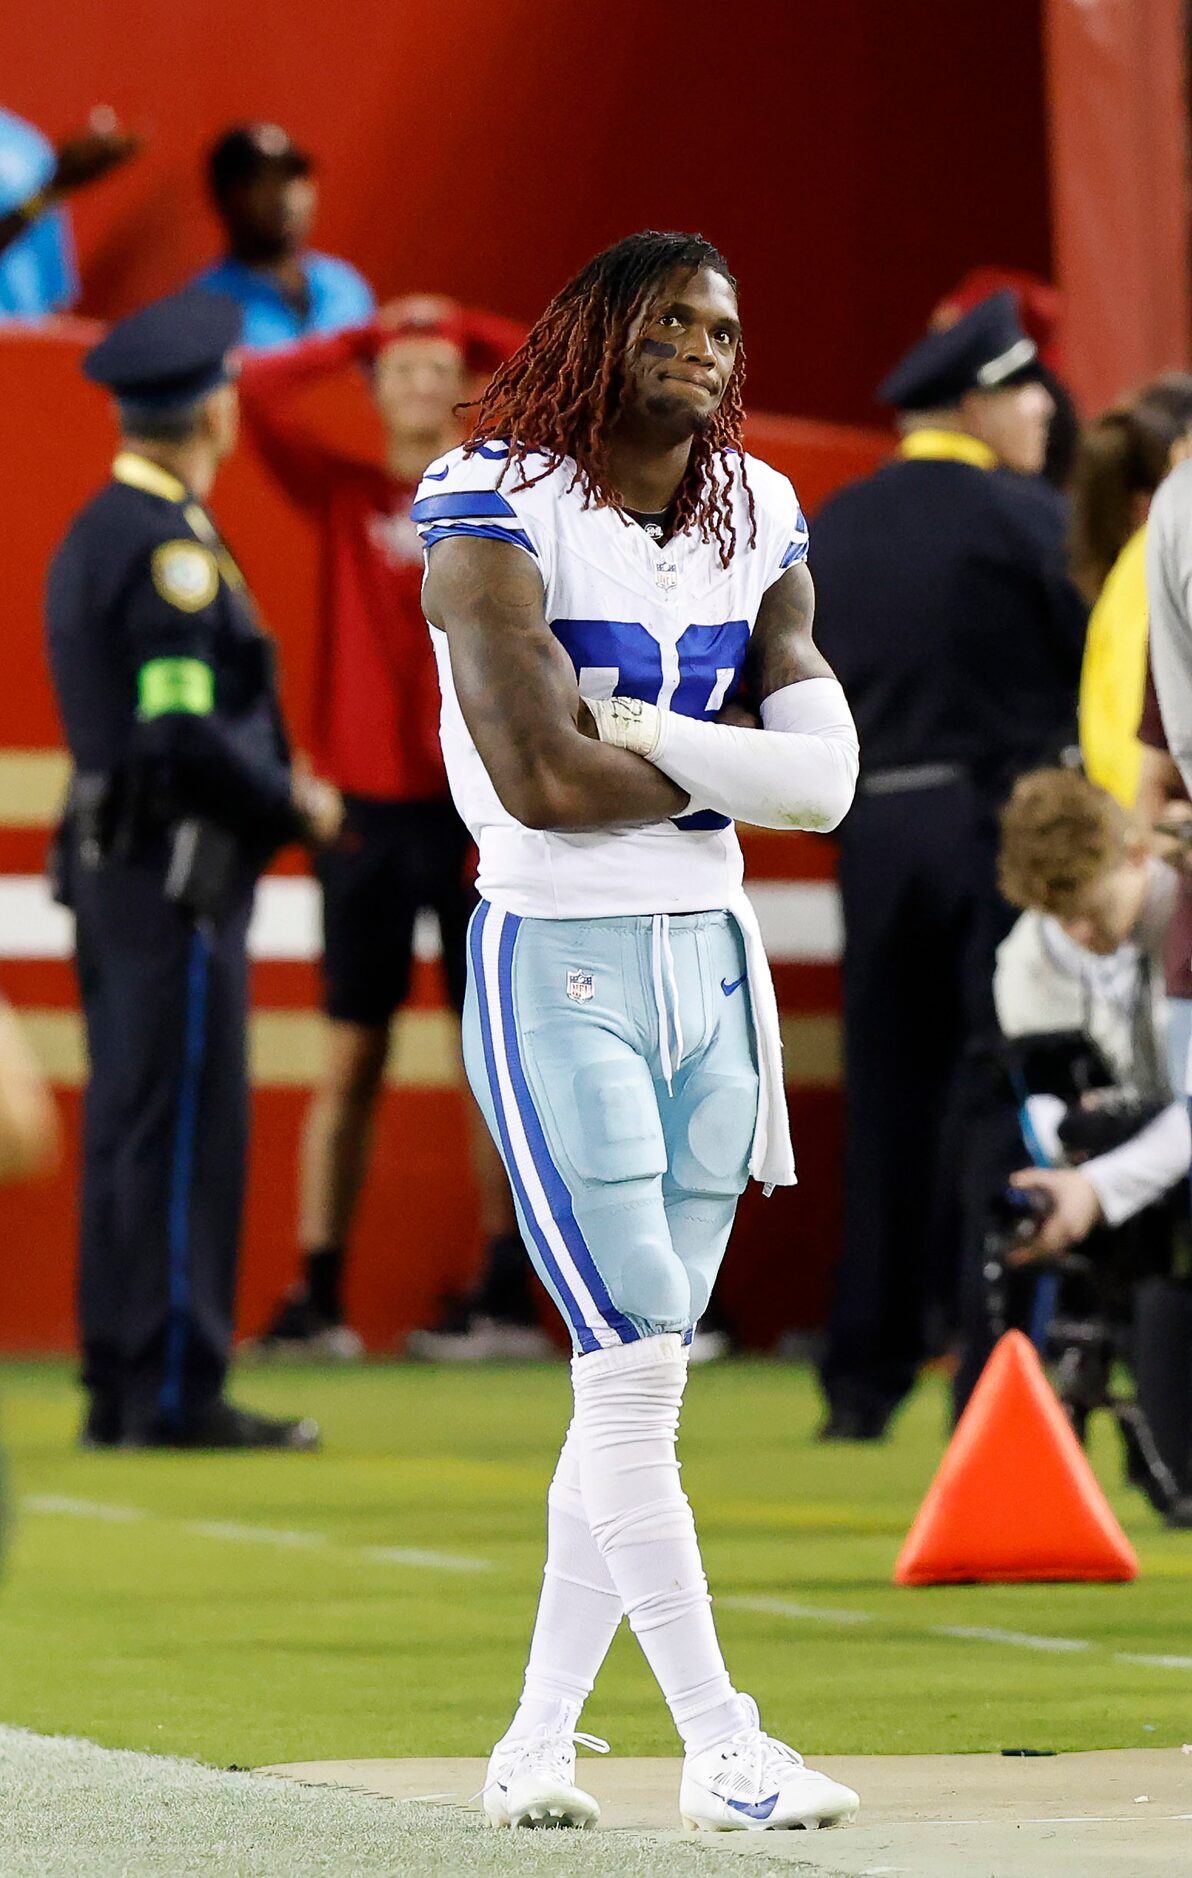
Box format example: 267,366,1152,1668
566,969,595,1004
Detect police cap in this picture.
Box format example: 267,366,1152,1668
83,288,243,412
878,290,1041,411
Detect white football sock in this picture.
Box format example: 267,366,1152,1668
570,1333,751,1753
500,1420,623,1745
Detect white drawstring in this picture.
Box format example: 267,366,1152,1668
650,914,683,1094
664,918,684,1074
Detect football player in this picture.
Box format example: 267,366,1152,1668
417,231,860,1834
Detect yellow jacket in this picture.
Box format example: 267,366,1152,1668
1079,524,1149,808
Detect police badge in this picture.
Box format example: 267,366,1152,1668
566,969,596,1004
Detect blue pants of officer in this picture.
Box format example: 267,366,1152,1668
72,855,252,1438
463,901,758,1353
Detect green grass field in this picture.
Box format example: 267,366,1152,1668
2,1356,1190,1773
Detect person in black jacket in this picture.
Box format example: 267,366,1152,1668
810,292,1088,1440
45,288,341,1449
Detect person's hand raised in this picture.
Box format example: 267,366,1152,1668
51,110,144,198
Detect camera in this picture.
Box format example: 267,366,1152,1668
979,1030,1192,1525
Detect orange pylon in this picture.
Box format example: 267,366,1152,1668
894,1330,1138,1585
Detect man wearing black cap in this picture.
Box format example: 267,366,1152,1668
45,286,342,1448
809,291,1088,1441
192,123,374,350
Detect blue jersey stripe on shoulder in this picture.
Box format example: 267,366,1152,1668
419,522,538,558
411,488,518,523
780,536,809,569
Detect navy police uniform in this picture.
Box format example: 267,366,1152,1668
45,290,314,1447
810,294,1088,1435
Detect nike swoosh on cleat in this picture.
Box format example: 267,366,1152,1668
725,1792,780,1820
720,974,746,997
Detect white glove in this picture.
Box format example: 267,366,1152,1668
585,694,663,759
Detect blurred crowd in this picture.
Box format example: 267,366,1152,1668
3,105,1192,1498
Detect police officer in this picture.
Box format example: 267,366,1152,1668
810,292,1088,1440
45,287,342,1448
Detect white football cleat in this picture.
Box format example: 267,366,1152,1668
482,1728,608,1830
680,1701,858,1832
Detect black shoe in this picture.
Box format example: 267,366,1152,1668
417,1289,476,1337
80,1402,123,1449
817,1405,891,1443
124,1400,321,1451
239,1287,363,1363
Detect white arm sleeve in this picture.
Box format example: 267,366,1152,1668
1083,1101,1192,1227
648,678,859,832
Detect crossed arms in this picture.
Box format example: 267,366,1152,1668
422,537,858,833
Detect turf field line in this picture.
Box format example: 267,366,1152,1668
900,1814,1192,1826
191,1520,328,1548
28,1493,146,1522
725,1592,1192,1675
1116,1652,1192,1670
722,1593,875,1625
22,1494,492,1573
936,1625,1092,1653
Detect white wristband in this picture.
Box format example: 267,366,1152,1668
586,695,662,759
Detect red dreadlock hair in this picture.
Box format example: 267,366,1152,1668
465,230,754,569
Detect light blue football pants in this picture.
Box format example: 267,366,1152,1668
463,900,760,1354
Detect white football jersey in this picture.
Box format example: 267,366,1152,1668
415,441,808,919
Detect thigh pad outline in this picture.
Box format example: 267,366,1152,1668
570,1053,667,1185
670,1072,757,1195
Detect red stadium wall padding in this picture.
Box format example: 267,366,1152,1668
0,0,1053,427
0,327,869,1355
1044,0,1190,413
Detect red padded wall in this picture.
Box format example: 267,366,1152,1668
0,0,1051,424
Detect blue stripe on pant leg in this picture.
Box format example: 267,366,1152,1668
495,913,639,1346
159,929,211,1427
469,902,599,1355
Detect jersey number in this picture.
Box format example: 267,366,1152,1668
551,618,749,832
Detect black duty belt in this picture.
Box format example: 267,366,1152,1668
857,762,968,797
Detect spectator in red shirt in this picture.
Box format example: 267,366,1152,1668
239,298,551,1359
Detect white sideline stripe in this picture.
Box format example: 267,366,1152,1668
725,1591,1192,1675
1116,1652,1192,1671
363,1545,489,1571
23,1494,491,1574
0,875,843,965
913,1814,1192,1827
190,1520,328,1549
28,1493,145,1522
935,1625,1091,1654
722,1594,874,1625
